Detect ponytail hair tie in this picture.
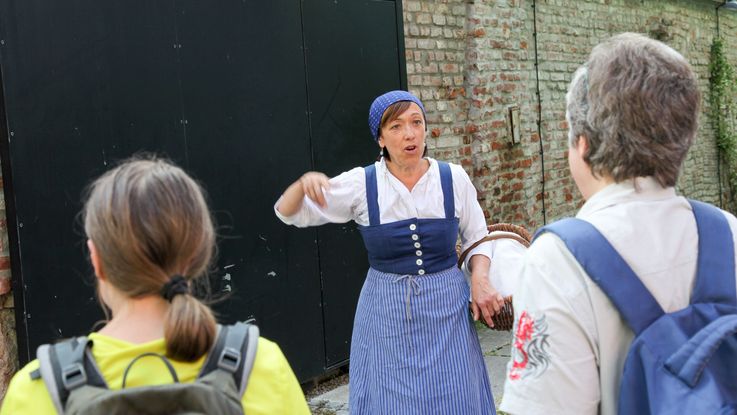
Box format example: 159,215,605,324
161,275,189,302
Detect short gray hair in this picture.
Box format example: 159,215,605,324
565,32,701,187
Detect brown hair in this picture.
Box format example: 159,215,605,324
378,101,428,161
83,156,217,361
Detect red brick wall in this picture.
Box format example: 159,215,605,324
403,0,737,233
0,175,17,400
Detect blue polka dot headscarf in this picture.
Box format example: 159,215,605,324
368,90,426,141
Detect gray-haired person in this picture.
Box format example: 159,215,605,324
500,33,737,415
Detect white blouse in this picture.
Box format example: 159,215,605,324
274,157,492,267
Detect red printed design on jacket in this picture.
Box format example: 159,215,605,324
509,310,551,381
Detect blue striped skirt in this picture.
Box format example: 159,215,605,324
349,266,495,414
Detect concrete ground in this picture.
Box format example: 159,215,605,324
308,327,513,414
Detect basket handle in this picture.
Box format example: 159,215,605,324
457,230,530,268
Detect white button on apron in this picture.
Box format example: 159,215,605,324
416,250,423,256
411,234,419,241
416,259,423,266
409,224,417,231
418,269,425,275
414,242,421,248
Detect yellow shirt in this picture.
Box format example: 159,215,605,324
0,333,310,414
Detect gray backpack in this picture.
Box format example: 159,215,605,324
30,321,259,415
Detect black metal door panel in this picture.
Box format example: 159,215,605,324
303,0,405,367
0,0,406,381
0,0,185,357
174,0,323,379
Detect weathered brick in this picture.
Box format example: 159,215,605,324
416,13,432,25
0,276,9,297
405,0,736,229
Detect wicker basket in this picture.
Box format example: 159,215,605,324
492,296,515,331
458,223,531,331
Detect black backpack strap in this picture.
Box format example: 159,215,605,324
199,321,259,397
34,336,108,414
121,352,179,389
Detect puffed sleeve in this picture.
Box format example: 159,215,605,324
450,163,492,267
274,166,366,227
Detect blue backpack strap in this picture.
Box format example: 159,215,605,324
364,164,380,226
689,199,737,306
664,314,737,387
437,161,455,219
535,218,664,335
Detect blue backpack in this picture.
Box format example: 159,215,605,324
536,200,737,414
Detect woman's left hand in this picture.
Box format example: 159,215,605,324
469,255,504,328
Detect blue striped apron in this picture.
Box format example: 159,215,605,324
350,162,495,414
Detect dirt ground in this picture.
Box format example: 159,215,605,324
303,368,349,400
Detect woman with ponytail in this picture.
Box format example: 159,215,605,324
1,157,310,414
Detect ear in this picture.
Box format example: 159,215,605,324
575,135,589,158
87,239,106,281
377,135,385,149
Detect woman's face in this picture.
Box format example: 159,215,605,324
378,102,426,164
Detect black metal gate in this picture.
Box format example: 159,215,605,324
0,0,406,381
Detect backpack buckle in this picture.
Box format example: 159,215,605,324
217,347,241,373
61,363,87,390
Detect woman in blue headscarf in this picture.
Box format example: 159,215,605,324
275,90,500,414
